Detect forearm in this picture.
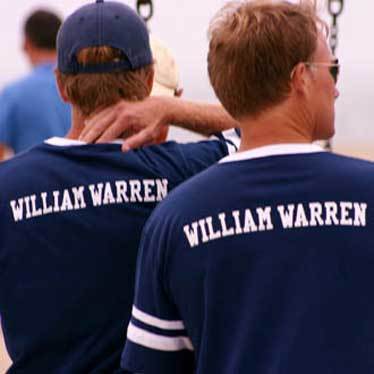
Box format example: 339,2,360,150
80,97,238,146
162,98,238,136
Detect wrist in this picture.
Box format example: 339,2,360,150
157,96,180,125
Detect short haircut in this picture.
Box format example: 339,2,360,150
207,0,327,119
24,9,62,50
56,46,153,116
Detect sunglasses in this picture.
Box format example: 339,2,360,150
304,58,340,84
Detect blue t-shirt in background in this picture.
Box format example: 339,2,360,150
0,63,71,153
123,144,374,374
0,135,237,373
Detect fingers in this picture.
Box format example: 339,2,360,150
80,108,111,141
79,98,166,146
96,120,133,143
80,108,117,143
121,128,157,152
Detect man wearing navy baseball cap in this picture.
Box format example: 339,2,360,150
57,0,153,74
0,1,239,372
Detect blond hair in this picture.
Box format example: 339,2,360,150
56,46,153,116
208,0,327,119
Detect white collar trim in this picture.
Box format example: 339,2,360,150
219,143,325,164
44,137,123,147
44,137,86,146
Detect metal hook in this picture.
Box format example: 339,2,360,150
328,0,344,17
136,0,154,23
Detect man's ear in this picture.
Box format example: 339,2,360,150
146,66,155,96
290,62,312,97
55,72,69,103
23,36,34,53
175,88,183,98
23,38,28,53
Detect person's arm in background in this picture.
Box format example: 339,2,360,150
0,90,15,161
80,96,238,151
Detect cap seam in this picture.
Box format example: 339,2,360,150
98,0,103,45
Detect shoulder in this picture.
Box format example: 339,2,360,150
0,145,45,177
147,151,374,217
146,162,224,222
133,139,228,173
0,73,37,103
323,152,374,178
138,139,228,157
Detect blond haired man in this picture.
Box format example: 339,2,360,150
121,1,374,374
0,1,239,372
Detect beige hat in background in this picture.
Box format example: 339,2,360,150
150,35,180,97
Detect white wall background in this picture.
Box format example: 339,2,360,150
0,0,372,151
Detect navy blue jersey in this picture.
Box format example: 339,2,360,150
0,134,238,373
122,144,374,374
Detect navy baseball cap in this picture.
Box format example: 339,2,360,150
57,0,153,74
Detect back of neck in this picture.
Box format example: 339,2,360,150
238,104,314,152
29,51,57,67
66,108,86,140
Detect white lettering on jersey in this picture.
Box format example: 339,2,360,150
309,202,324,227
10,199,24,222
30,195,42,217
183,222,200,248
72,186,87,209
103,182,116,205
324,202,339,226
243,209,258,233
294,204,309,228
130,180,143,202
206,217,222,240
277,205,295,229
182,202,368,248
89,183,104,207
232,210,243,235
116,181,129,203
9,179,170,223
340,201,353,225
41,192,53,214
60,189,74,212
156,179,168,202
218,213,235,237
354,203,367,226
257,207,274,231
143,180,156,202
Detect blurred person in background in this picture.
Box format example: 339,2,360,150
0,9,70,161
149,35,181,98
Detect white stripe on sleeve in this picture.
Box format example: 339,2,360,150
132,305,185,330
127,322,194,352
221,129,240,154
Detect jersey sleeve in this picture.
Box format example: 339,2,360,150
121,216,194,374
139,129,239,191
181,129,240,177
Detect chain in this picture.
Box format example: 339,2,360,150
328,0,344,55
324,0,344,151
136,0,154,24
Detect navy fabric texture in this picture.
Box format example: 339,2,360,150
123,151,374,374
0,139,229,373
